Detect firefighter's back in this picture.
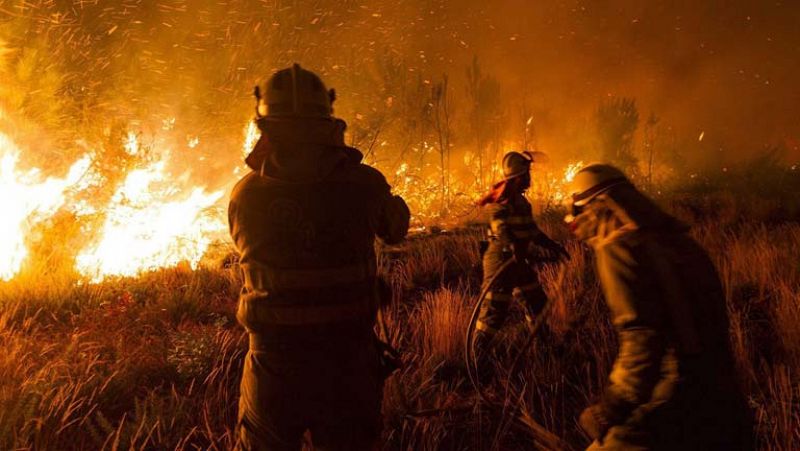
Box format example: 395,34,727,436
229,64,409,451
230,160,390,341
230,162,402,451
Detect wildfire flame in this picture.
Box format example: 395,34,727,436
529,160,585,206
75,134,225,282
0,107,586,283
0,132,90,281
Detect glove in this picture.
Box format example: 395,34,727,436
579,404,611,443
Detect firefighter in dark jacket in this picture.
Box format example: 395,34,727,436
473,151,567,365
565,163,753,451
229,64,410,451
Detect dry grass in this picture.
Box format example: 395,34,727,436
0,196,798,450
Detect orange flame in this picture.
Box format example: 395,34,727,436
75,133,225,282
0,132,90,280
0,106,588,282
529,160,584,206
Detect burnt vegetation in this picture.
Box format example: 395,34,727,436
1,193,799,450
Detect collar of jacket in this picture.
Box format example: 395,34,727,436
477,176,527,206
244,117,363,183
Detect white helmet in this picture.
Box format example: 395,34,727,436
567,163,629,207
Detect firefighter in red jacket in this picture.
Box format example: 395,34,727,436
473,151,567,366
229,64,410,450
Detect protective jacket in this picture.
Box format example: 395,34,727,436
229,118,409,450
487,192,547,253
584,185,751,451
229,118,409,341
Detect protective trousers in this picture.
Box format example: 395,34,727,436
235,336,383,451
473,247,547,366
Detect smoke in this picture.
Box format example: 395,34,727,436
1,0,798,175
470,0,800,163
0,0,797,280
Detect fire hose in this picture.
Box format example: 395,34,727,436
382,247,569,448
463,253,569,449
464,257,514,403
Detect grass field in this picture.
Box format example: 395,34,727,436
0,193,798,450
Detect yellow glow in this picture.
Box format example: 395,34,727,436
242,121,260,162
124,131,140,156
0,132,90,280
529,160,584,205
563,161,584,183
75,145,225,282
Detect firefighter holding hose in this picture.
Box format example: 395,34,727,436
472,151,568,369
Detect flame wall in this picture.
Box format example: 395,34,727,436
1,0,797,280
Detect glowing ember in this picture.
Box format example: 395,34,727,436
0,133,90,281
75,154,225,282
124,131,140,156
0,102,588,282
529,160,585,206
563,161,584,183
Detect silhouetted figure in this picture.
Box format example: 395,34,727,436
229,64,409,451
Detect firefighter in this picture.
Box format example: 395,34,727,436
565,164,753,451
473,151,568,367
229,64,410,451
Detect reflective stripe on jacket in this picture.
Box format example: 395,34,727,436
241,261,375,292
237,261,377,326
229,146,409,333
487,194,543,246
